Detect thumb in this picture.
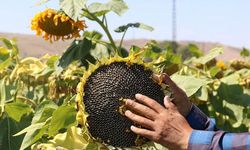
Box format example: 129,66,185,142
152,73,162,83
162,73,180,91
164,96,175,110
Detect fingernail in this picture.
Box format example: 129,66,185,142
135,93,142,99
125,99,133,105
131,125,136,131
125,110,131,116
164,96,170,101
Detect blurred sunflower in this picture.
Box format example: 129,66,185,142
216,60,227,70
31,8,86,42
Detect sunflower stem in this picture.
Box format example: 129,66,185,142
119,28,128,50
84,9,121,56
104,15,109,29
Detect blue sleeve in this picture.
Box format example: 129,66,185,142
186,104,250,150
186,104,217,131
188,131,250,150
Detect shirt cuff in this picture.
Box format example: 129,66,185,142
186,104,209,130
188,130,214,149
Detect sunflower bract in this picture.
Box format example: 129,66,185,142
83,62,165,147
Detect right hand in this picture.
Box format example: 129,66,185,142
153,73,192,116
125,94,193,150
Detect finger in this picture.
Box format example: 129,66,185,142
125,99,157,119
162,73,182,91
130,125,154,139
135,94,165,113
125,110,154,129
164,96,176,110
152,74,162,83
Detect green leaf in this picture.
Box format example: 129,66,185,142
195,85,208,101
107,0,128,16
194,47,223,65
14,122,45,136
0,58,12,71
46,55,59,68
115,22,154,33
0,47,10,62
188,43,203,58
35,0,51,6
221,73,240,85
218,83,250,106
171,75,206,97
22,125,49,150
32,100,58,124
86,143,99,150
137,23,154,31
209,66,221,77
0,115,32,150
129,45,141,54
90,43,110,59
223,101,244,128
15,122,49,150
120,47,129,57
87,3,111,16
58,38,93,68
34,126,87,149
48,105,77,136
0,78,16,117
83,31,103,41
59,0,86,21
5,102,32,122
0,38,19,56
0,79,6,116
0,38,13,49
240,47,249,58
154,51,182,67
88,0,128,16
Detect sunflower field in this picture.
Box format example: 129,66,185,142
1,0,250,150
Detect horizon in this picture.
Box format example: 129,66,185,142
0,31,241,50
0,0,250,49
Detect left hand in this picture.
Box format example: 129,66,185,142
125,94,193,150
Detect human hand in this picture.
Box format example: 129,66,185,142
125,94,193,150
153,73,192,116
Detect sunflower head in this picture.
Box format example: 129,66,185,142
31,8,86,42
216,60,227,70
76,54,166,148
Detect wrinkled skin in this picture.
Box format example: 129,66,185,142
125,74,194,150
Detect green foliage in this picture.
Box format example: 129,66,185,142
0,115,32,150
15,122,49,150
188,43,204,58
86,143,99,150
48,104,76,136
5,102,32,122
59,0,87,21
1,0,250,149
171,75,206,97
87,0,128,16
58,38,93,69
240,47,250,58
193,47,223,65
115,22,154,33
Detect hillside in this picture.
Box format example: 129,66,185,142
0,32,243,61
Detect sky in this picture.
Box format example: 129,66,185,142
0,0,250,48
